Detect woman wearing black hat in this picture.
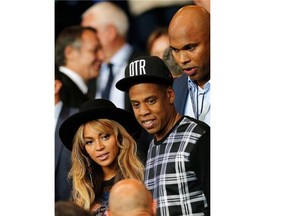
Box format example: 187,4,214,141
59,99,144,215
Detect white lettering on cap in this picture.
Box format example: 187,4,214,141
129,60,146,77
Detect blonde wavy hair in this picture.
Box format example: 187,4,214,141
68,119,144,210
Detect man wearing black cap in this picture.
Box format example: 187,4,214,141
116,56,210,216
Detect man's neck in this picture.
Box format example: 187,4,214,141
193,76,210,89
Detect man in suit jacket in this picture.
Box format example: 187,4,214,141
55,25,105,108
81,1,147,111
55,71,78,201
169,6,210,125
55,106,78,201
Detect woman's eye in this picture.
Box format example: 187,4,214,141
101,134,110,141
85,140,93,145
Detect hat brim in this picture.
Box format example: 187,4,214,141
59,107,141,151
116,75,173,92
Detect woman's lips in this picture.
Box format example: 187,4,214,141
97,153,109,161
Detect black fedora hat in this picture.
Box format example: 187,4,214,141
116,56,173,92
59,99,141,151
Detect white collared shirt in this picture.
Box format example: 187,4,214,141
187,79,210,125
184,95,193,117
95,43,133,109
59,66,88,94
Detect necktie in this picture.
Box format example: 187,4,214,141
102,63,114,99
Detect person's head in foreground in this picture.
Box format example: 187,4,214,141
55,201,92,216
106,179,157,216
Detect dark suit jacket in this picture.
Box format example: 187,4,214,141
58,70,90,108
173,74,189,115
55,105,78,201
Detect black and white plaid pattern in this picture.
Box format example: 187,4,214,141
145,117,209,216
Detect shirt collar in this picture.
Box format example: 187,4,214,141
109,43,132,66
188,78,210,92
59,66,88,94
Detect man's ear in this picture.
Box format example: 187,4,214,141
55,79,62,95
106,24,118,41
64,45,78,61
167,86,175,104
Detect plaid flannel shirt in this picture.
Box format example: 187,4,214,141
145,116,210,216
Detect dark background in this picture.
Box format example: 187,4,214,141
55,0,192,51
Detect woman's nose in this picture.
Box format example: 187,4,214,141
94,140,105,151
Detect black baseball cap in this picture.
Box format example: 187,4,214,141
116,56,174,92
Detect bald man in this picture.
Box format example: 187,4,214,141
106,179,157,216
169,5,211,126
